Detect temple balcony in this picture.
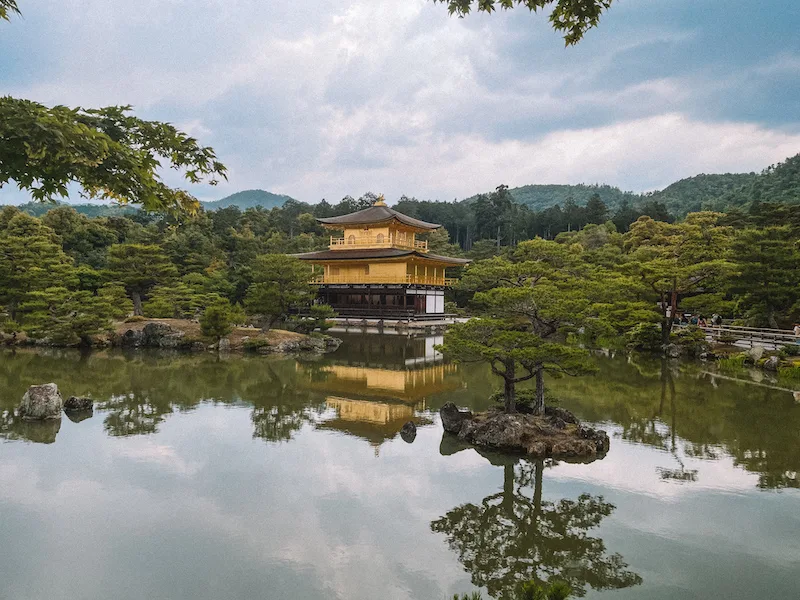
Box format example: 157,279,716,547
329,236,428,252
310,274,458,286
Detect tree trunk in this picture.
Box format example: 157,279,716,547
533,460,543,517
131,291,143,316
502,463,514,515
261,315,276,333
533,366,545,416
768,308,778,330
660,291,671,346
503,360,516,413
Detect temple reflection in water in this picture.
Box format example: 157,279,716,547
298,332,460,451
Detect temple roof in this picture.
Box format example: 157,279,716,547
294,248,471,265
316,205,441,230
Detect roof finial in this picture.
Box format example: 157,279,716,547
374,194,386,207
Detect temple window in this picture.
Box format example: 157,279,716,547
376,233,385,243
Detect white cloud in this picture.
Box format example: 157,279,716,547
1,0,798,205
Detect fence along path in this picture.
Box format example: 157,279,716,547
675,324,799,350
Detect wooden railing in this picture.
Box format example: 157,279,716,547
329,236,428,252
310,274,458,286
674,324,799,349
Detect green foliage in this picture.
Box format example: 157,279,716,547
18,287,116,345
200,298,234,342
718,354,747,370
291,304,337,334
243,338,272,352
451,593,483,600
779,344,800,358
244,255,314,330
625,323,663,352
518,580,572,600
438,318,593,413
105,243,178,314
670,326,709,357
0,0,19,21
0,96,226,213
725,226,800,328
0,210,79,321
778,365,800,381
97,282,133,320
433,0,614,46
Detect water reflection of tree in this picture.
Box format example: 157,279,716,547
249,361,326,443
547,355,800,490
431,459,642,599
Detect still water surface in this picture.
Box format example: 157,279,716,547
1,333,799,600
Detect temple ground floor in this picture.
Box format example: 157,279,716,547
316,284,447,318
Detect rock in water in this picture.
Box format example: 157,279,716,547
400,421,417,443
440,402,473,434
64,396,93,411
66,410,93,424
447,407,610,461
18,383,63,420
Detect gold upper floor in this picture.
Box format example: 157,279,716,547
328,225,428,252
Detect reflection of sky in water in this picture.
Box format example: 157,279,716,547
0,339,799,599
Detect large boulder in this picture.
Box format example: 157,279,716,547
445,406,609,461
440,402,473,435
118,322,186,349
64,396,93,411
18,383,63,420
746,345,765,363
458,412,528,453
274,335,342,354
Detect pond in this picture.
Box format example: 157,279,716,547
1,333,799,600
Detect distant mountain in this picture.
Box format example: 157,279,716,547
506,183,639,212
484,153,800,218
645,173,759,216
15,201,137,218
203,189,295,211
706,154,800,211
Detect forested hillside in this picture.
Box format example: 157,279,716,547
16,201,137,218
492,184,639,212
1,196,797,348
645,173,758,216
203,189,294,211
708,154,800,211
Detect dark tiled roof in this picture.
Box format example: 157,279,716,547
294,248,471,265
316,205,441,230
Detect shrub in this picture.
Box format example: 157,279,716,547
200,299,233,342
716,332,739,345
779,344,800,358
243,338,272,352
489,389,559,411
626,323,662,352
778,365,800,381
671,325,708,357
124,315,147,323
718,354,747,370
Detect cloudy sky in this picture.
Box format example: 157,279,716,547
2,0,799,204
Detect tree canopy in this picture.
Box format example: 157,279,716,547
432,0,614,45
0,0,18,20
0,97,226,214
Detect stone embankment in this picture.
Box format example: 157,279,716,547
440,402,609,460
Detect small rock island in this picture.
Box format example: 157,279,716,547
440,402,609,460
